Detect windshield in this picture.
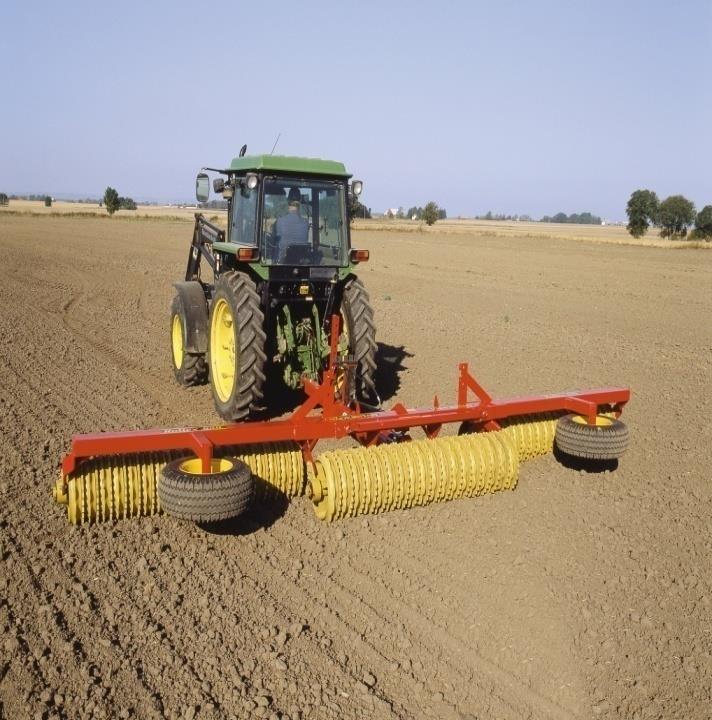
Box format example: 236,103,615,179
261,178,347,266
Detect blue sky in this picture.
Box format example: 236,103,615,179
1,0,710,220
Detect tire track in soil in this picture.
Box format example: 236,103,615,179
2,272,180,432
57,285,216,431
0,353,134,436
0,308,175,436
61,290,172,390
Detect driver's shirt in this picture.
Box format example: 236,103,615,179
275,211,309,246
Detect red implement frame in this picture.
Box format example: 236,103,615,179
61,316,630,478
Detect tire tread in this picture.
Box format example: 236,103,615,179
158,457,253,522
555,414,629,460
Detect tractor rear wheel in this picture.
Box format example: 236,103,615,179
209,271,267,421
158,456,253,522
170,294,208,386
341,277,377,400
555,414,629,460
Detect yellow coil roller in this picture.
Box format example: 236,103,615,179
54,443,305,525
309,430,520,522
499,414,560,461
220,442,305,499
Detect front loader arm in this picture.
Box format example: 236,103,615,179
185,213,225,281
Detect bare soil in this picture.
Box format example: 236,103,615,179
1,215,710,720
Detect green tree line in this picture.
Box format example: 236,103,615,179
476,212,533,221
540,211,602,225
626,189,711,240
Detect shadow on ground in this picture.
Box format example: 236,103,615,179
375,342,413,403
198,483,291,536
553,446,619,474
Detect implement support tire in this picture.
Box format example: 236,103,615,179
555,414,629,461
158,456,254,522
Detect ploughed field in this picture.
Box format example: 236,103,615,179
0,214,710,720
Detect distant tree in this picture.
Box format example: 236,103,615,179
626,189,659,238
657,195,695,239
44,195,52,207
119,196,137,210
691,205,712,240
349,196,371,221
103,187,120,215
396,206,405,219
438,208,447,220
0,193,8,206
422,201,440,226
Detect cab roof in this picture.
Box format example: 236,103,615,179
228,154,350,178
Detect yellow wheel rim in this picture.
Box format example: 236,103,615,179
211,298,237,402
179,457,234,475
171,314,184,369
571,414,615,427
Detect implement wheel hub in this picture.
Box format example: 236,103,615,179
179,457,235,475
570,414,615,427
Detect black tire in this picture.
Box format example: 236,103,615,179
158,456,253,522
555,414,629,460
208,271,267,421
170,295,208,386
341,277,377,399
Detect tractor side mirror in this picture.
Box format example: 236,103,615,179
195,173,210,203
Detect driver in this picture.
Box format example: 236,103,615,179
275,187,309,259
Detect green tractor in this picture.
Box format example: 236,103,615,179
170,151,377,421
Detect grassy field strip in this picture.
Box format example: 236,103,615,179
2,202,708,248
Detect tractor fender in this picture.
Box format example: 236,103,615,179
173,281,209,354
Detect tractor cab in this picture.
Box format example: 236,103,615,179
196,154,362,270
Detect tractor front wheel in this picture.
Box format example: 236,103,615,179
170,294,208,386
158,456,253,522
209,272,267,421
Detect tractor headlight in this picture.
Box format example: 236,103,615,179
352,180,363,196
245,173,259,190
